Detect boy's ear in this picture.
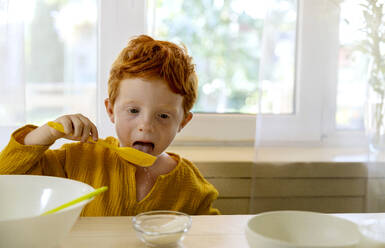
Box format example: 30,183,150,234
178,112,193,132
104,98,115,123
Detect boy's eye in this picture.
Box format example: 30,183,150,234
159,113,169,119
129,108,139,114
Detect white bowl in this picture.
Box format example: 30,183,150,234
0,175,95,248
245,210,360,248
132,210,192,247
359,218,385,248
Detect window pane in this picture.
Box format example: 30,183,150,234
0,0,97,126
148,0,296,114
336,0,369,130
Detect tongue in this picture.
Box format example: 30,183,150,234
133,143,153,153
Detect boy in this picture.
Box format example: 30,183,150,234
0,35,220,216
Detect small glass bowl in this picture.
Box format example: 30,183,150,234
132,210,192,247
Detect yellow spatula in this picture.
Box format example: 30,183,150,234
47,121,156,167
41,186,108,216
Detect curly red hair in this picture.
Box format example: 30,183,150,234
108,35,198,115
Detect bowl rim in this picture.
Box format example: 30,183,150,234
245,210,360,248
0,175,95,222
132,210,192,236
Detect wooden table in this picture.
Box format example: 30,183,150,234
60,213,385,248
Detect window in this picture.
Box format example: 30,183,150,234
0,0,97,149
0,0,377,148
148,0,297,115
148,0,297,145
147,0,371,146
0,0,97,126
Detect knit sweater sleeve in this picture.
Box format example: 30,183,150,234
176,156,221,215
195,186,221,215
0,125,67,177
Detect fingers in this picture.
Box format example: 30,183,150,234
77,115,98,142
54,114,98,142
59,117,74,136
89,120,99,142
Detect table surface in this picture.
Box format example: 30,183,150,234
59,213,385,248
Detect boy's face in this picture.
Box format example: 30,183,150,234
105,77,192,156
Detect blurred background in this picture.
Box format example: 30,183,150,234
0,0,369,129
2,0,385,214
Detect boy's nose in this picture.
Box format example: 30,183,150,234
138,116,154,132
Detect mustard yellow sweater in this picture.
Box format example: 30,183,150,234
0,125,220,216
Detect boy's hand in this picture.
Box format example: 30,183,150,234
49,114,99,143
24,114,99,146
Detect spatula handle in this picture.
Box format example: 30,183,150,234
41,186,108,216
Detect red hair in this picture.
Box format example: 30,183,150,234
108,35,198,115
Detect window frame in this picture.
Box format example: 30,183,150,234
166,0,332,146
0,0,368,149
165,0,367,147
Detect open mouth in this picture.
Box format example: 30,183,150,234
132,141,155,154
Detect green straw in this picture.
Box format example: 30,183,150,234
41,186,108,216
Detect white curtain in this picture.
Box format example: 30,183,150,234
0,0,100,150
0,0,25,126
251,0,385,214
